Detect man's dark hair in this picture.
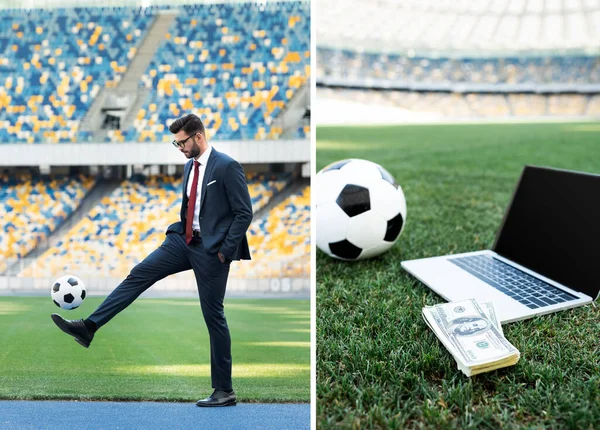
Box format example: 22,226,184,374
169,114,205,136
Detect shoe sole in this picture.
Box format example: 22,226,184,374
51,314,90,348
196,400,237,407
74,337,91,348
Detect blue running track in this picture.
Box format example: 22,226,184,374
0,401,310,429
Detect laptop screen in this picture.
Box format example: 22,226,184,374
493,166,600,300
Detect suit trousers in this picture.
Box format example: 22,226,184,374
87,232,233,391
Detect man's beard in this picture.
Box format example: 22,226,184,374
189,143,201,158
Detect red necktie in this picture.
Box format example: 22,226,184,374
186,160,200,245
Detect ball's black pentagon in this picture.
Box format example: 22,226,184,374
52,282,61,293
321,159,351,173
81,290,86,300
64,293,75,304
377,165,398,189
67,277,78,287
336,184,370,217
384,212,404,242
53,300,61,308
71,305,79,310
329,239,362,260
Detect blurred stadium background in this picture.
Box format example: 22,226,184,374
316,0,600,124
0,0,310,298
315,1,600,426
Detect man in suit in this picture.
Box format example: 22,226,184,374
51,114,253,407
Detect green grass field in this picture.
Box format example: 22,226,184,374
0,297,309,402
317,122,600,428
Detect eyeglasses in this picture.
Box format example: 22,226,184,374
172,133,198,148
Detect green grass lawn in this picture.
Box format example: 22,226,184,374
0,297,309,403
317,122,600,428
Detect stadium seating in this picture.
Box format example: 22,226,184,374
587,95,600,116
0,174,95,273
316,1,600,121
129,2,310,142
317,49,600,86
238,186,310,278
247,172,292,212
318,87,600,119
547,95,587,116
466,94,510,117
0,7,153,143
20,174,181,277
0,2,310,144
19,173,295,278
507,94,547,116
293,124,311,139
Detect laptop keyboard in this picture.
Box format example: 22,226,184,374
448,254,577,309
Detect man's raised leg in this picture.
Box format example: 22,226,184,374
52,233,191,347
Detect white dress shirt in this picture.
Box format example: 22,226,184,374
186,145,212,231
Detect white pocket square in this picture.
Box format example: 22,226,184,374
207,180,216,187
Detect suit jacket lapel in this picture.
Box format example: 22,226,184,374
199,148,218,212
182,160,192,205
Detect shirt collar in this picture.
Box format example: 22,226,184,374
195,145,212,166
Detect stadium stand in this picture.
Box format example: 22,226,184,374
0,1,310,143
507,93,547,116
317,51,600,85
131,2,310,142
247,172,293,212
0,173,95,272
242,185,310,279
317,51,600,118
18,173,298,279
588,95,600,116
316,0,600,121
0,1,310,296
317,87,600,119
0,7,153,143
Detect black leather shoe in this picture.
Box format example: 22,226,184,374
51,314,94,348
196,390,236,407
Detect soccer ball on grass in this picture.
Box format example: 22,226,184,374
316,159,407,260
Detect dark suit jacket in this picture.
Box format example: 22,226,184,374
166,147,253,261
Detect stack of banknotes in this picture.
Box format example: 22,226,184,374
422,299,520,376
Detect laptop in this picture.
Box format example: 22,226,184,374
401,165,600,323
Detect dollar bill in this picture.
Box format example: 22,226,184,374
480,301,503,336
422,299,519,376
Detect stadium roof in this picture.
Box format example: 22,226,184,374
317,0,600,56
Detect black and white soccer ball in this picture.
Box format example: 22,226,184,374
51,275,86,310
316,159,407,260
